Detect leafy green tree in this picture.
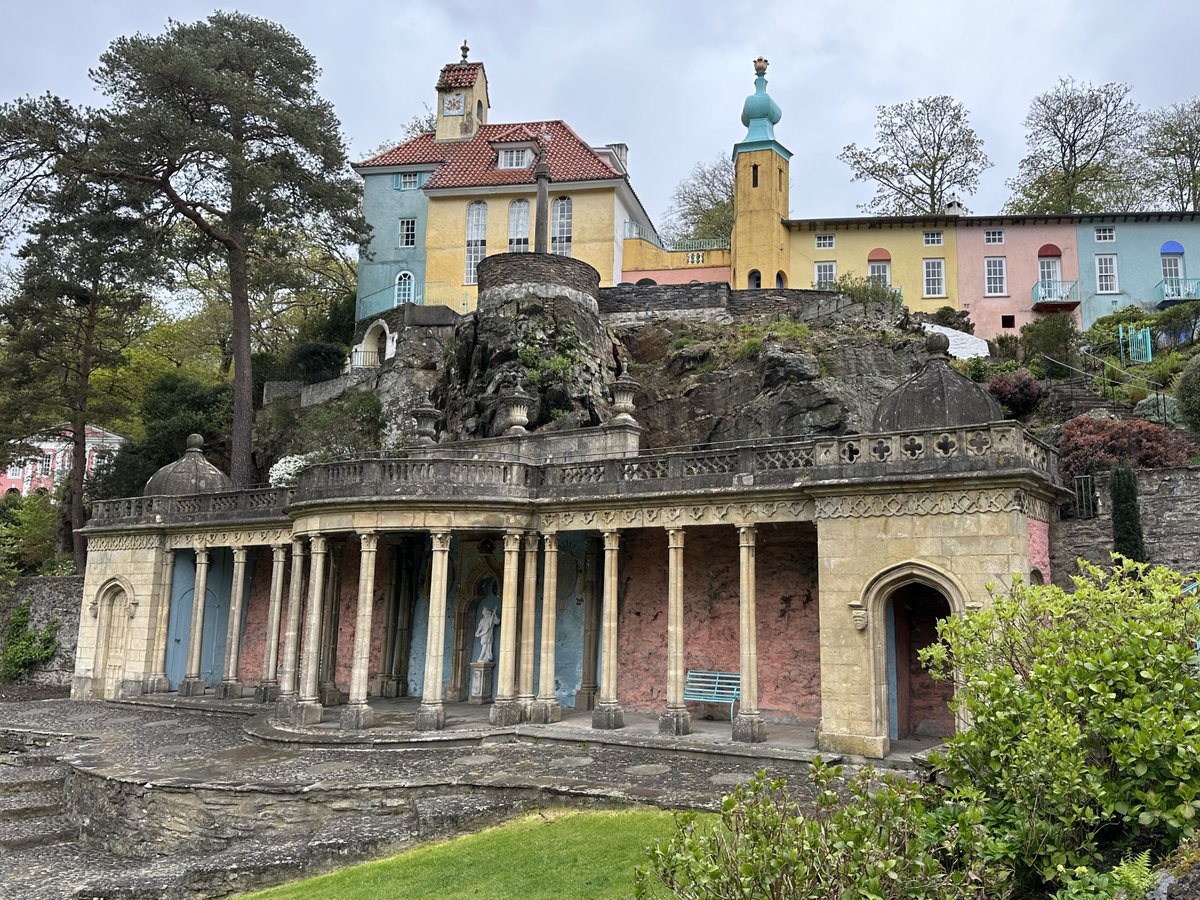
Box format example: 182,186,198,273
1005,78,1145,214
1019,311,1080,375
0,12,369,486
0,178,160,566
1177,352,1200,432
661,154,734,242
838,95,990,215
1144,99,1200,211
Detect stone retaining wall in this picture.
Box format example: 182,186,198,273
0,576,81,686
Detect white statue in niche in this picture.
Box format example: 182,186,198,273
475,605,499,662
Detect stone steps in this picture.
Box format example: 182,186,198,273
0,813,77,850
0,760,67,793
0,788,64,819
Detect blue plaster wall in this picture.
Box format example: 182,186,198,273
356,170,434,320
164,548,254,688
1076,218,1200,328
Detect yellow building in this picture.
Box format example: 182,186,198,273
354,45,656,317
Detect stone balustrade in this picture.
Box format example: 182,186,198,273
87,423,1059,529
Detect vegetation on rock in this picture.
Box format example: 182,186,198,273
0,599,58,682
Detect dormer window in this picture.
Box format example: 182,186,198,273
498,148,531,169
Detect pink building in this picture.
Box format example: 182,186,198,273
956,218,1083,341
0,426,125,496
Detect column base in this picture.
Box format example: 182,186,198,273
591,704,625,730
144,674,172,694
816,729,888,759
415,703,445,731
574,686,597,711
658,709,692,736
254,681,280,703
177,678,208,697
290,699,324,726
70,675,94,700
274,694,297,720
117,679,144,699
319,683,342,706
340,702,374,730
527,699,561,724
488,700,524,726
376,676,401,698
214,681,243,700
732,712,767,743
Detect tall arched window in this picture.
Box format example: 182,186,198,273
747,269,761,289
551,197,572,257
465,201,487,284
394,271,414,305
508,199,530,253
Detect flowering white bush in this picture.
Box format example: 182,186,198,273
268,452,323,486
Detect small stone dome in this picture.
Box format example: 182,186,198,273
872,333,1002,432
143,434,233,496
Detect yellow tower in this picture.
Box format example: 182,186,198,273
731,58,791,289
434,40,490,142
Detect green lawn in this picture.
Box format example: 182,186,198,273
244,807,684,899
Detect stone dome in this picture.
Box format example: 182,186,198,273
872,333,1002,432
143,434,233,496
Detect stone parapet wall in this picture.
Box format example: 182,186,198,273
0,576,83,686
477,253,600,302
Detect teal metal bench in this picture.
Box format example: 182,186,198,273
683,669,741,721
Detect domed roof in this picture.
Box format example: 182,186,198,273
143,434,233,496
740,57,782,142
872,333,1002,432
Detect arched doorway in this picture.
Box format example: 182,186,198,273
448,552,503,701
884,583,953,740
93,580,133,698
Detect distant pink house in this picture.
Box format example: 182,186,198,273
0,426,125,496
956,219,1082,342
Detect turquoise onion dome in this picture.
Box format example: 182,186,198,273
740,57,782,143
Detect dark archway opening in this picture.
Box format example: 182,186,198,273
886,583,953,740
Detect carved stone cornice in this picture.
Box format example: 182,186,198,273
815,488,1037,520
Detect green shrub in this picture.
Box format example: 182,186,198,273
1021,312,1081,375
986,369,1043,418
1110,463,1146,561
734,337,763,360
1178,353,1200,433
290,390,384,456
827,273,903,306
990,333,1021,361
0,600,58,682
1056,416,1195,482
635,760,1003,899
922,560,1200,891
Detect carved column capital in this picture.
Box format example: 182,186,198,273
666,527,685,549
431,531,452,552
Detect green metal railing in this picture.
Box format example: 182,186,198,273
623,221,730,252
1155,277,1200,306
1031,280,1080,308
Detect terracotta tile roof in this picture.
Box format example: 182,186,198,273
356,121,622,190
436,62,483,90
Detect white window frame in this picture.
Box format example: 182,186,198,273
394,270,414,305
923,230,944,246
498,148,530,169
551,197,572,258
464,201,487,284
984,257,1007,296
1095,253,1119,293
1094,226,1115,242
984,229,1005,245
867,261,891,286
923,258,945,297
507,199,530,253
813,261,836,288
1161,254,1184,282
398,217,416,248
7,462,23,478
39,453,52,477
394,172,420,191
815,233,835,250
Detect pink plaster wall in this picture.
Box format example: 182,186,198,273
330,538,392,694
617,523,821,724
906,604,955,737
1027,517,1051,584
956,221,1082,340
237,551,280,684
620,266,731,285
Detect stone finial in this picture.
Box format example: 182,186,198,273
186,433,204,451
925,331,951,360
753,57,769,75
610,376,640,425
501,387,532,436
411,397,440,447
461,39,469,61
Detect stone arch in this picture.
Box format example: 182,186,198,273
362,318,391,363
92,578,136,699
448,553,503,701
860,561,967,747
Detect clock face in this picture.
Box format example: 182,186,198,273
442,92,465,116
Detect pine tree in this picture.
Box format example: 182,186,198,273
1111,463,1146,562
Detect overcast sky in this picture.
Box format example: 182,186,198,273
3,0,1199,228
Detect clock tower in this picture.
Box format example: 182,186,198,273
434,40,490,141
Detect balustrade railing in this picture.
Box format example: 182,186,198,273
1031,280,1080,309
90,486,291,525
622,221,730,252
1155,277,1200,306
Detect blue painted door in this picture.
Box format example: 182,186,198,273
164,549,246,689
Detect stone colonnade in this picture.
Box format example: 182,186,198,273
150,520,770,743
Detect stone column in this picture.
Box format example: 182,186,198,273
660,528,691,735
376,544,400,697
215,548,248,700
575,538,600,710
342,533,379,730
489,530,524,726
516,532,539,712
393,543,414,695
529,532,561,723
145,549,176,693
178,547,211,697
275,538,307,718
292,535,328,725
318,542,343,706
417,531,452,730
592,530,624,729
255,544,288,702
733,525,767,743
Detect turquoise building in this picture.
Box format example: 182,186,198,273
356,168,436,321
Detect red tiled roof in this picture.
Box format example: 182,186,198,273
356,121,622,190
436,62,483,90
